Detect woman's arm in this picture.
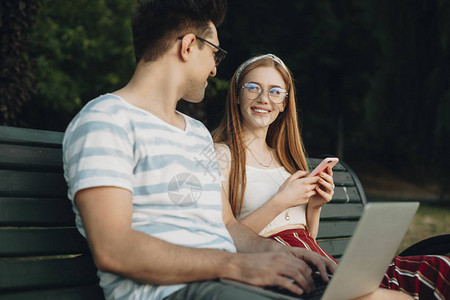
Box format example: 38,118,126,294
214,143,282,232
214,143,320,234
239,192,291,233
239,171,321,233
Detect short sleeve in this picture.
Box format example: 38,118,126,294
63,110,134,200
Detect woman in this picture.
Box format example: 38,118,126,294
213,54,449,299
213,53,337,262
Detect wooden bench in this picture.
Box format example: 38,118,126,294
312,157,367,259
0,126,104,300
0,125,368,299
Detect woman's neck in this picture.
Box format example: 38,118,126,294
241,127,284,169
242,131,270,153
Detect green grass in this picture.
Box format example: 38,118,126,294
348,159,450,255
397,204,450,254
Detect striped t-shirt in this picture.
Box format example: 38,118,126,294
63,94,236,300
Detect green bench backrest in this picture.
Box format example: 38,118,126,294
0,126,367,299
307,158,367,259
0,126,104,300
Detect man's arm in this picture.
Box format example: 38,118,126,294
76,186,330,295
76,186,238,284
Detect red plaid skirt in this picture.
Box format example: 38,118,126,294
269,228,339,264
380,255,449,300
269,228,449,299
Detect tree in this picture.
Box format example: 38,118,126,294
4,0,448,200
23,0,136,131
364,0,450,193
0,0,41,126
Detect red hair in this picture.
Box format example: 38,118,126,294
213,55,308,216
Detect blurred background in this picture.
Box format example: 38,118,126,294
1,0,448,250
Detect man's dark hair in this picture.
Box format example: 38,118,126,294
132,0,227,63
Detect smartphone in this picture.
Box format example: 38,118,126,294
308,157,339,177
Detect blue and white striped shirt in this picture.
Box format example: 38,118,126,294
63,94,236,300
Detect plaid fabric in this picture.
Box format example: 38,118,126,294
380,255,450,300
270,228,450,300
269,228,339,264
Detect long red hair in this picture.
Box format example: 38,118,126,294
212,55,308,216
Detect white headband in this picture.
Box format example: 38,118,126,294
235,54,289,87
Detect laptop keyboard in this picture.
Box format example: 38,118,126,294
266,272,330,299
302,277,328,300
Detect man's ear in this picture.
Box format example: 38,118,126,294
179,34,196,63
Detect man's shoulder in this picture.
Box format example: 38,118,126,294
63,94,135,145
66,94,148,131
79,93,135,115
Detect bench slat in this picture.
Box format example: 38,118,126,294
0,198,74,226
330,186,361,203
0,126,63,147
317,221,358,239
0,228,89,256
0,170,67,198
317,238,350,259
0,144,62,171
0,285,104,300
333,171,355,186
0,255,99,291
320,203,364,220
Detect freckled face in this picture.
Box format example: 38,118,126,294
238,67,286,132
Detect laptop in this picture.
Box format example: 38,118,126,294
221,202,420,300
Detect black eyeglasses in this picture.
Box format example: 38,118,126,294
177,35,227,66
195,36,227,66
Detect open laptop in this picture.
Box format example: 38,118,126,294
221,202,419,300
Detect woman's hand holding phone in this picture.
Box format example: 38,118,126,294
273,170,320,209
273,158,338,210
308,158,338,208
308,157,339,177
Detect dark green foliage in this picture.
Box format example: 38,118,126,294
24,0,136,131
362,0,450,200
215,1,383,156
1,0,449,200
0,0,41,126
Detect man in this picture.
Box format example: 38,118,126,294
63,1,411,299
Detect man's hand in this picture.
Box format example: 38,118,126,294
287,247,337,283
227,251,318,295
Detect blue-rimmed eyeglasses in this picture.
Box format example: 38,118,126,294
241,82,288,104
177,35,227,67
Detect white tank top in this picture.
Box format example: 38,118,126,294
238,165,307,236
